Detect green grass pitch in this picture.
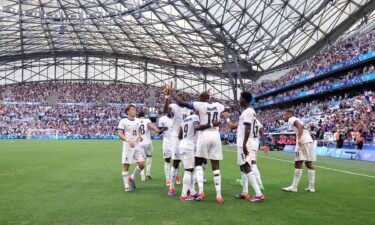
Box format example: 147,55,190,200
1,140,374,225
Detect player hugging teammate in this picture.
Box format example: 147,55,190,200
117,86,316,203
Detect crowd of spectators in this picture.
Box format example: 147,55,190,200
256,93,375,144
0,81,203,106
249,30,375,95
0,81,214,136
0,104,126,136
256,65,374,105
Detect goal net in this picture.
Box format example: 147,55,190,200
27,129,60,139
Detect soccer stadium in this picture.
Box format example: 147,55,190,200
1,0,375,224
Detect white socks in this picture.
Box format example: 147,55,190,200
308,169,315,189
195,166,204,194
122,171,129,188
169,167,178,189
146,158,152,176
164,162,171,181
213,170,222,198
131,166,142,179
190,171,196,194
251,164,263,187
292,169,302,189
247,172,262,196
242,172,248,194
182,171,192,196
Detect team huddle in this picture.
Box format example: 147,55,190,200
117,86,317,204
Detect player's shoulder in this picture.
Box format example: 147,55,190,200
288,116,299,124
243,107,256,115
187,114,199,121
170,103,179,109
141,118,151,123
119,118,128,123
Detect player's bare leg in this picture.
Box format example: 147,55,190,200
305,161,315,192
283,161,303,192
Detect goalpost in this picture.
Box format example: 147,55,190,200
27,129,60,139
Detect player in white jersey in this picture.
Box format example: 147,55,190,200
165,87,224,204
138,111,166,181
233,118,268,197
163,94,192,196
224,92,267,202
282,110,316,193
118,105,144,192
178,112,214,201
158,113,173,186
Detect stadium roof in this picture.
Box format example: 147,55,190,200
0,0,375,79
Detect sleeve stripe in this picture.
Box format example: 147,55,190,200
118,128,124,131
243,122,251,125
187,101,194,110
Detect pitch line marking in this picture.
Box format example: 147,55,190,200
223,149,375,179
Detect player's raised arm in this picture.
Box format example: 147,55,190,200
171,90,190,108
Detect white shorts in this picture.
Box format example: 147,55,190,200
181,147,195,169
122,144,145,164
141,144,153,157
237,146,252,166
171,136,181,160
294,142,316,162
163,138,172,159
196,130,223,160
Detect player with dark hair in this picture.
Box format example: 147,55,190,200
282,110,316,193
224,92,267,202
164,86,225,203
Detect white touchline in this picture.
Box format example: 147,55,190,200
223,149,375,179
259,155,375,179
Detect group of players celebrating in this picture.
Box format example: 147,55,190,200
117,85,317,204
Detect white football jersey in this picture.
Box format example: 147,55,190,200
170,103,191,137
118,118,140,143
288,116,313,144
139,118,152,145
158,115,173,140
237,107,256,147
180,114,200,147
192,102,225,131
252,119,263,142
